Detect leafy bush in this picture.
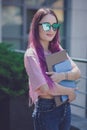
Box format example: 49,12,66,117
0,43,28,97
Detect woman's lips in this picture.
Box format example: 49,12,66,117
46,34,54,37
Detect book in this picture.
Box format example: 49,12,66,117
45,50,76,102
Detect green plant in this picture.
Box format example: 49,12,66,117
0,43,28,97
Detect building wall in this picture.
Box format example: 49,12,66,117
70,0,87,117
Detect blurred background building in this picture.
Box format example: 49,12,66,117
0,0,87,119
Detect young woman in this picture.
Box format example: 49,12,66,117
24,8,81,130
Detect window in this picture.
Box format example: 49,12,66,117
2,0,23,4
2,6,23,49
2,0,65,50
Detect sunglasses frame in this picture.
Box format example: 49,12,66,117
39,22,61,31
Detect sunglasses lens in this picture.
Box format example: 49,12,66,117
39,23,61,31
42,23,50,31
52,23,61,31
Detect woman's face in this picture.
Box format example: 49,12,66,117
39,14,57,44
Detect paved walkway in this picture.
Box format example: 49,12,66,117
71,114,87,130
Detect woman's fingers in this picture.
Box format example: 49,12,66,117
46,71,54,76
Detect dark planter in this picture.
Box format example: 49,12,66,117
0,90,34,130
10,94,34,130
0,90,10,130
70,126,80,130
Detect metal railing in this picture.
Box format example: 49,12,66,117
71,57,87,111
15,49,87,115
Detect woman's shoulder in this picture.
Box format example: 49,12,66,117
24,47,36,57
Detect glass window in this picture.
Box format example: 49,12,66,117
26,0,44,7
26,9,37,34
26,0,64,7
2,6,22,38
2,0,23,4
53,9,64,44
52,0,64,46
2,0,64,50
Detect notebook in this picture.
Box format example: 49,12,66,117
45,50,76,102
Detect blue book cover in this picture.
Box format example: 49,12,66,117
53,59,76,102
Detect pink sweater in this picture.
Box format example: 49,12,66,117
24,48,47,104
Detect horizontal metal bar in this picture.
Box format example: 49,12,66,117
72,57,87,63
77,90,87,95
14,49,25,53
71,103,87,110
81,76,87,80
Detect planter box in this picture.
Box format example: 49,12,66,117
0,91,10,130
10,94,34,130
0,91,34,130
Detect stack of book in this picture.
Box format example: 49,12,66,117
45,50,76,102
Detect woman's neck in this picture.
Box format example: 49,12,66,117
40,40,49,52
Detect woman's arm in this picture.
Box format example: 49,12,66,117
65,57,81,80
54,45,81,81
46,57,81,82
36,82,76,102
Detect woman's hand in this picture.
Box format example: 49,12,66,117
46,71,65,83
52,82,77,102
68,88,77,102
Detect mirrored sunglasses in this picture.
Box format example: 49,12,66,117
39,22,61,31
